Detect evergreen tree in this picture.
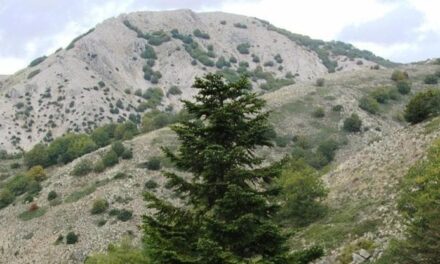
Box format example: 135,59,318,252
143,74,288,263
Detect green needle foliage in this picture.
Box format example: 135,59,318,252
143,73,288,263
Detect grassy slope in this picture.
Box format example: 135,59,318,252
1,63,439,263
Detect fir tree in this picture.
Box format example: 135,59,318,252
143,73,288,263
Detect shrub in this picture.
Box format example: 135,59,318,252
27,69,41,79
263,61,274,67
312,107,325,118
215,56,231,69
167,86,182,96
71,159,93,176
141,111,174,132
274,54,283,64
277,160,327,226
316,78,325,87
29,56,47,67
66,232,78,244
111,141,125,157
229,56,237,63
332,105,343,112
343,113,362,132
5,175,31,196
317,139,340,162
93,160,105,173
91,198,109,214
404,89,440,124
114,121,138,140
288,246,325,264
145,179,159,190
18,206,47,221
10,162,21,169
233,23,247,29
102,150,119,167
121,149,133,160
24,143,50,168
116,209,133,222
147,157,161,170
391,70,408,82
359,96,380,114
85,238,149,263
193,29,210,39
396,81,411,95
392,140,440,263
26,165,46,181
91,124,117,147
47,191,58,201
236,43,251,54
0,189,14,209
424,74,438,84
370,87,391,104
141,44,157,59
148,30,171,46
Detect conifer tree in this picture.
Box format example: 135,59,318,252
143,74,288,263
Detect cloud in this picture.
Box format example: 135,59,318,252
337,1,440,62
338,5,424,44
0,0,439,74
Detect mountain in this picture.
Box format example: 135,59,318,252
0,9,392,152
2,9,439,264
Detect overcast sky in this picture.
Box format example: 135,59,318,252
0,0,439,74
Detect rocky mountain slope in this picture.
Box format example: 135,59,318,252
0,9,390,152
1,61,439,263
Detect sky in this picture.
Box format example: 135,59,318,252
0,0,439,75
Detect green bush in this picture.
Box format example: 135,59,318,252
332,105,343,112
312,107,325,118
359,96,380,114
316,78,325,87
392,140,440,263
141,44,157,59
343,113,362,132
111,141,125,157
424,74,438,84
27,69,41,79
0,189,14,209
183,41,215,67
24,143,50,168
116,209,133,222
85,238,150,264
147,157,161,170
277,160,327,227
71,159,93,176
114,121,138,140
29,56,47,67
93,160,105,173
91,198,109,214
47,191,58,201
233,23,247,29
66,232,78,244
396,81,411,95
147,30,170,46
91,124,117,147
145,179,159,190
404,89,440,124
236,43,251,54
167,86,182,96
370,87,391,104
288,246,324,264
317,139,340,162
391,70,408,82
121,149,133,160
26,165,46,182
193,29,210,39
102,150,119,168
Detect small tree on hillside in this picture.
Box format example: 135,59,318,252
143,74,288,263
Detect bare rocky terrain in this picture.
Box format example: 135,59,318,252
0,9,439,264
0,9,386,152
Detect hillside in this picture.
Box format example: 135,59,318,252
1,60,439,263
0,9,390,152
